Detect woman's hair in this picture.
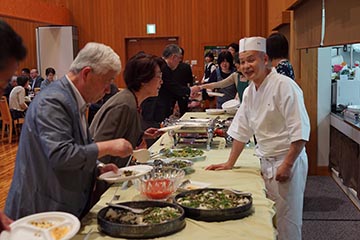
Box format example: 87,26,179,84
69,42,121,75
45,67,56,76
16,75,29,87
217,51,234,69
124,53,164,91
266,32,289,60
227,42,239,52
204,51,214,61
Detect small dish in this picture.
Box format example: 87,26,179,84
206,91,225,97
205,109,225,115
99,165,153,183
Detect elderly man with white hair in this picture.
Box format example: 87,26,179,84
5,42,133,220
206,36,310,240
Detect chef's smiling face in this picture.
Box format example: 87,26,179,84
239,50,269,84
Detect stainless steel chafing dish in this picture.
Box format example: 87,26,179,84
163,116,230,150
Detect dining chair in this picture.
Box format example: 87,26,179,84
0,96,25,143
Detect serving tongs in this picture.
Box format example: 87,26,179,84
223,189,252,197
106,202,147,214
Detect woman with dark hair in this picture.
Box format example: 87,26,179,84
90,53,164,167
207,51,236,108
227,42,239,57
201,52,249,103
202,51,216,83
9,75,29,119
266,32,295,80
40,67,56,90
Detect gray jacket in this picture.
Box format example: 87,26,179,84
5,76,99,220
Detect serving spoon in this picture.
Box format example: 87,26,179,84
106,202,146,214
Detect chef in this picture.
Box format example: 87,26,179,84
206,36,310,240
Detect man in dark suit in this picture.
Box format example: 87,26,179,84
141,44,200,127
173,47,194,116
30,68,44,90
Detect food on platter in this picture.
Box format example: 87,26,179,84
176,189,250,210
50,226,70,240
29,220,54,229
105,206,181,225
163,147,204,158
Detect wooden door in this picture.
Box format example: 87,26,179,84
125,37,179,60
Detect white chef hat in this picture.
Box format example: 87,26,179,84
239,37,266,53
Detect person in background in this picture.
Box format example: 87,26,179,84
227,42,239,58
207,51,236,108
202,51,216,83
0,19,27,233
206,37,310,240
266,32,295,80
3,76,18,101
40,67,56,90
20,68,30,78
141,44,200,128
172,47,194,116
29,68,44,90
9,75,29,119
90,53,164,167
20,68,31,95
200,52,249,103
5,42,134,220
87,82,118,125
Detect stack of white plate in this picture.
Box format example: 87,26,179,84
347,105,360,113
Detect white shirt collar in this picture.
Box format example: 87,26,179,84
65,74,87,113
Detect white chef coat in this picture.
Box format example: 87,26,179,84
228,68,310,157
227,68,310,240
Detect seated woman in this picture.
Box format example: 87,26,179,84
201,52,248,104
90,53,164,167
9,75,29,119
40,67,56,90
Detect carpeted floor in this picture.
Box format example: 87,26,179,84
302,176,360,240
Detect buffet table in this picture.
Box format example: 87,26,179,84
74,112,276,240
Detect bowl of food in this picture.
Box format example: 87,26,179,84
135,168,185,200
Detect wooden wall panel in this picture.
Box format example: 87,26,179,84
299,48,318,175
62,0,267,87
0,0,70,25
1,0,268,87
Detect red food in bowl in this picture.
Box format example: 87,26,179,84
142,179,174,199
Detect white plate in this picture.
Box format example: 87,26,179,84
0,211,80,240
205,109,225,115
347,105,360,112
158,125,184,132
222,99,240,110
98,165,153,183
206,91,225,97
